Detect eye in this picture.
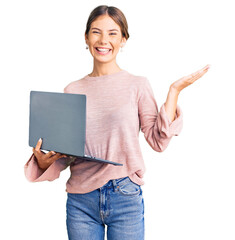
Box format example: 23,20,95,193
92,31,100,34
109,32,117,35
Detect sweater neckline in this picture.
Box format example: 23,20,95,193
84,69,127,81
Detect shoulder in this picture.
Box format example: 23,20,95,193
64,76,87,93
124,70,148,86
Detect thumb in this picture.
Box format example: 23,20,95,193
35,138,42,151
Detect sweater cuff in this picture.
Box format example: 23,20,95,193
24,154,45,182
24,154,68,182
158,104,183,138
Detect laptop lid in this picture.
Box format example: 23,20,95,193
29,91,86,156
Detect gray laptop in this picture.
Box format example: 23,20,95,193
29,91,122,166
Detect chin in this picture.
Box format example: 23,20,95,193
94,56,117,64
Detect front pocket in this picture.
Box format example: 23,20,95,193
118,179,141,196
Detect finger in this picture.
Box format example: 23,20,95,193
33,146,45,155
190,67,209,80
195,65,210,76
190,73,205,83
50,153,66,162
35,138,42,151
198,68,210,78
197,64,210,72
193,71,206,79
32,147,36,156
33,147,41,159
192,64,211,76
46,151,57,158
202,64,211,70
193,68,207,77
200,66,210,74
33,146,39,155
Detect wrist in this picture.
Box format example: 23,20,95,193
169,85,180,96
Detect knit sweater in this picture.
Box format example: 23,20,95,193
24,70,183,193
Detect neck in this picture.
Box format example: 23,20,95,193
89,60,122,77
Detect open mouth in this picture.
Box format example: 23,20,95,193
95,47,112,55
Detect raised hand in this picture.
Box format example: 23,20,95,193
170,64,211,94
164,64,211,122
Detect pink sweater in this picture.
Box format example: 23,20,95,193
24,70,183,193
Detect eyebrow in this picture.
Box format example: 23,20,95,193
91,27,119,32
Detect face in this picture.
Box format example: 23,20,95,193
85,14,126,64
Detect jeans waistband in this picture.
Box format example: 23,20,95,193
100,176,129,190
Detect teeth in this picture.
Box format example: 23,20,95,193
97,48,110,52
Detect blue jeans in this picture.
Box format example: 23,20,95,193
66,176,145,240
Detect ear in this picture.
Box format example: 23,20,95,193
121,37,127,47
85,33,89,45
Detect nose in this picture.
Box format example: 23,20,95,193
99,33,109,45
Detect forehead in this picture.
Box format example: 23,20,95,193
90,14,121,31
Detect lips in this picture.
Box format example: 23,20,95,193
95,47,112,55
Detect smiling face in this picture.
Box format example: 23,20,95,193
85,14,126,64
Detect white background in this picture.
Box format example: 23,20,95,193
1,0,235,239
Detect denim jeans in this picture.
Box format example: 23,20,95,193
66,176,145,240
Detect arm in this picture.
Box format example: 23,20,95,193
138,78,183,152
164,87,179,122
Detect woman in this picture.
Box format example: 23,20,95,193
25,5,210,240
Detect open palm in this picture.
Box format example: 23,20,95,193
171,64,210,93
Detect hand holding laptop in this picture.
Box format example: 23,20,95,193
32,138,67,170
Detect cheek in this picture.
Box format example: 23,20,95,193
87,39,96,47
113,40,122,49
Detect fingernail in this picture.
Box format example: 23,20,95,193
39,138,42,142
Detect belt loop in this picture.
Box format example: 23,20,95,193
112,179,117,192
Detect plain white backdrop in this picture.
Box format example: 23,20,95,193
1,0,235,239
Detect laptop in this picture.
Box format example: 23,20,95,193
29,91,123,166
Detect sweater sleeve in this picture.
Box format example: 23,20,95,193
138,77,183,152
24,154,70,182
